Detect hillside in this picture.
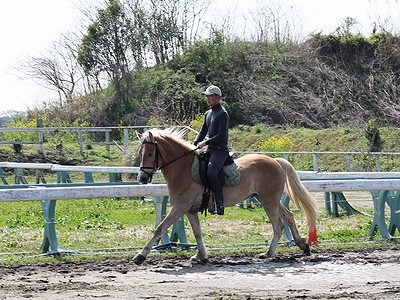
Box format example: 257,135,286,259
158,33,400,129
10,0,399,131
22,30,400,131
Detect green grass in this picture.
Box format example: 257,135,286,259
0,196,398,266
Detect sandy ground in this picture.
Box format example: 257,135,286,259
0,246,399,300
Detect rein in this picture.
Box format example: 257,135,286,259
158,147,198,170
139,140,198,182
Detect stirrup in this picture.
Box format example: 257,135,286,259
208,202,224,215
208,202,217,214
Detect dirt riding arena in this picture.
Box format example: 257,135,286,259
0,246,399,300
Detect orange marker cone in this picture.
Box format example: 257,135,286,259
307,226,318,246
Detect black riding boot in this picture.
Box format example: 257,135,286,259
215,197,224,215
209,180,224,215
208,197,224,215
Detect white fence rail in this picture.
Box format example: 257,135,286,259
0,184,167,201
2,179,400,201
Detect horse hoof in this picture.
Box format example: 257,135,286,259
133,253,146,265
190,255,208,264
258,252,274,259
303,244,311,256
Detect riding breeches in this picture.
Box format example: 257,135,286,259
207,149,229,202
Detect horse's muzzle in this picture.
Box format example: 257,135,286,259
137,171,150,184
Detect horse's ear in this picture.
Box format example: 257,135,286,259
148,131,154,142
136,131,142,140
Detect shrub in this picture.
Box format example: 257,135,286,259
257,136,294,152
4,118,39,142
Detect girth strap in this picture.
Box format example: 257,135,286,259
199,188,211,216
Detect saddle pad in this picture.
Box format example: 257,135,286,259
191,155,240,187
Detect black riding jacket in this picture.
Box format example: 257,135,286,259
194,103,229,152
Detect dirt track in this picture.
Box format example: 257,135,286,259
0,246,399,300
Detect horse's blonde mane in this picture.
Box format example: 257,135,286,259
147,127,195,150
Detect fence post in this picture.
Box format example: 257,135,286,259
37,119,44,155
331,192,340,217
105,131,110,159
375,154,382,171
84,172,94,183
280,194,295,245
153,196,170,244
79,131,84,156
325,192,331,216
312,154,318,171
57,171,72,183
369,190,392,239
14,168,28,184
123,128,129,154
344,154,351,171
0,168,8,185
389,191,400,235
153,195,188,246
40,199,60,254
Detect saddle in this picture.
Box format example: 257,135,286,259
191,150,240,214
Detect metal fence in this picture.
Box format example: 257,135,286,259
0,126,157,158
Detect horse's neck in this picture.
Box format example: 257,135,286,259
162,143,191,166
160,140,194,181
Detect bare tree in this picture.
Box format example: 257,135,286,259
17,32,88,105
180,0,211,43
124,0,210,65
250,0,303,43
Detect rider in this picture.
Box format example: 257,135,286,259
193,85,229,215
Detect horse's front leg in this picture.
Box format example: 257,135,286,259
186,212,208,263
133,205,184,265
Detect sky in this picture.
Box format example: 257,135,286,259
1,0,400,112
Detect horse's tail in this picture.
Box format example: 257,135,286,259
275,158,317,232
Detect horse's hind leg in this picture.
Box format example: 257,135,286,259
279,203,311,255
259,200,284,258
186,212,208,263
132,205,183,265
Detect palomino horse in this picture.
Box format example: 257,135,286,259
133,128,317,265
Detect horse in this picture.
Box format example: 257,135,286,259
133,127,317,265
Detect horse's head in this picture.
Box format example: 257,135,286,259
136,130,161,184
136,127,196,184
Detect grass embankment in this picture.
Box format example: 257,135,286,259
0,125,399,265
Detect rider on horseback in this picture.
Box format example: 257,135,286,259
193,85,229,215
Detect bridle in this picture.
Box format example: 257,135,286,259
138,141,161,182
139,139,198,182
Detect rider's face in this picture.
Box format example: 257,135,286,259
205,94,219,107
